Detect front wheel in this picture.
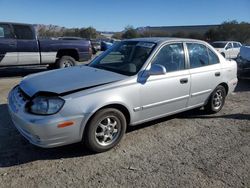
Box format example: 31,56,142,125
205,85,226,113
57,56,76,68
84,108,127,153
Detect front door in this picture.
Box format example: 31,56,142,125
12,24,40,65
0,23,17,66
139,43,190,122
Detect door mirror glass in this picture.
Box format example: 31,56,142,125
148,64,166,75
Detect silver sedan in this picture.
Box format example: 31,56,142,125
8,38,238,152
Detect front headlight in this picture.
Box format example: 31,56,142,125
28,96,65,115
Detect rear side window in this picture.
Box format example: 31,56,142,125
0,24,14,39
208,48,219,64
187,43,209,68
13,25,34,40
152,43,185,72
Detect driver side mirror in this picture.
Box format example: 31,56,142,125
148,64,166,76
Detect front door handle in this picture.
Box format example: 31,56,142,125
215,72,221,77
180,78,188,84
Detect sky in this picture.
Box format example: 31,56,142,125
0,0,249,31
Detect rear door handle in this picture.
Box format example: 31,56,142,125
180,78,188,84
215,72,221,77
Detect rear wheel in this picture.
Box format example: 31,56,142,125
84,108,127,153
205,85,226,113
57,56,76,68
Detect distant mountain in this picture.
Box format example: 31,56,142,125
33,24,115,34
136,25,219,35
33,23,220,38
33,24,67,33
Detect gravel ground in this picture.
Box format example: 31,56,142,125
0,67,249,188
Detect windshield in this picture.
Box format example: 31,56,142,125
212,42,227,48
89,41,156,76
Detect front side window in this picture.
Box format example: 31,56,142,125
0,24,14,39
89,41,155,76
152,43,185,72
187,43,209,68
225,43,232,50
13,25,34,40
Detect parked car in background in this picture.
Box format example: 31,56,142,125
0,22,92,68
90,40,101,54
101,40,113,51
236,45,250,78
8,38,238,152
212,41,242,59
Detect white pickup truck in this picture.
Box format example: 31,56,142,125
212,41,242,59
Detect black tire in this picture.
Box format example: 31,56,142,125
205,85,226,114
57,56,76,68
221,52,225,58
84,108,127,153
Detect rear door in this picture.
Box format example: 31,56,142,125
186,42,222,107
12,24,40,65
0,23,17,66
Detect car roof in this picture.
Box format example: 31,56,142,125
213,41,240,43
124,37,204,45
0,22,32,26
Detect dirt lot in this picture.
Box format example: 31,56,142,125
0,66,249,188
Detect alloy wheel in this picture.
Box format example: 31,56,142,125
95,116,120,146
213,90,224,110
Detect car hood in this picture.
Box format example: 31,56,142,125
20,65,127,97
